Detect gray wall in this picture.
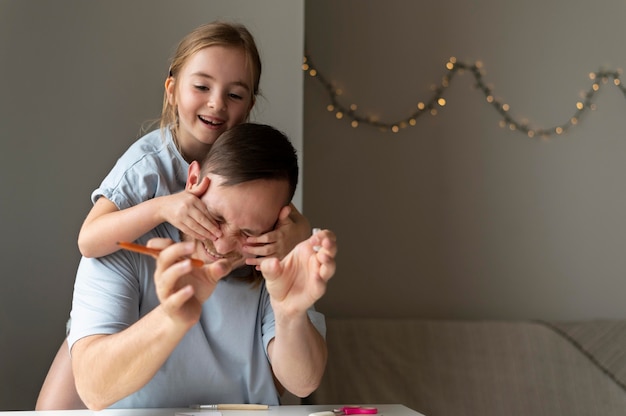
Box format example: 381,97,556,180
0,0,303,410
4,0,626,410
304,0,626,320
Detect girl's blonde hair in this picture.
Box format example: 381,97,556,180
159,21,262,132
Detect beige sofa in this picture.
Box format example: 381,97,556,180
304,318,626,416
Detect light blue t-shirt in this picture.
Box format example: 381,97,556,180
92,127,188,208
68,224,326,408
70,129,326,407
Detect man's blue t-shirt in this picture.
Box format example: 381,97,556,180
68,223,326,408
70,128,326,407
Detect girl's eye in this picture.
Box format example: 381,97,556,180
229,93,243,100
195,85,209,91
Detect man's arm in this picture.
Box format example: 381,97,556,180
71,305,188,410
266,312,328,397
72,240,231,410
261,229,337,397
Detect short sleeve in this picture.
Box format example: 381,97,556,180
260,284,327,356
90,129,188,209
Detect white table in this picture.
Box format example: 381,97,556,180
1,405,424,415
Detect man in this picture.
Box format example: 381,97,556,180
68,123,337,410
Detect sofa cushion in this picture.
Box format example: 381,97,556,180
307,318,626,416
550,320,626,392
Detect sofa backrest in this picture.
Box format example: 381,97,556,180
307,318,626,416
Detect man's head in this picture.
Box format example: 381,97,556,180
185,123,298,267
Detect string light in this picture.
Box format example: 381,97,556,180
303,55,626,138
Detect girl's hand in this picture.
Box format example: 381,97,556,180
244,204,311,269
159,176,221,242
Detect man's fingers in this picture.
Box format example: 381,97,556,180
163,284,195,312
202,259,232,282
146,237,175,250
159,242,196,266
260,257,282,281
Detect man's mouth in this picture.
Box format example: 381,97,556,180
201,241,245,267
198,115,225,126
202,241,225,259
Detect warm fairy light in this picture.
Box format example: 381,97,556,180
303,54,624,137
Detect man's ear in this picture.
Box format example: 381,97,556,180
277,205,291,222
186,161,210,196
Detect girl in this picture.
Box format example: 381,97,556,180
78,21,309,263
36,21,310,410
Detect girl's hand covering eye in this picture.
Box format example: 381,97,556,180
160,177,222,242
244,204,311,269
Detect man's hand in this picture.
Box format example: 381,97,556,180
259,229,337,317
149,238,231,328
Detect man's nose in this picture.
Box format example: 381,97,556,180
212,235,239,255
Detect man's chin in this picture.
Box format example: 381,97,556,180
231,257,247,270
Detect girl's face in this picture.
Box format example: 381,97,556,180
167,46,255,158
